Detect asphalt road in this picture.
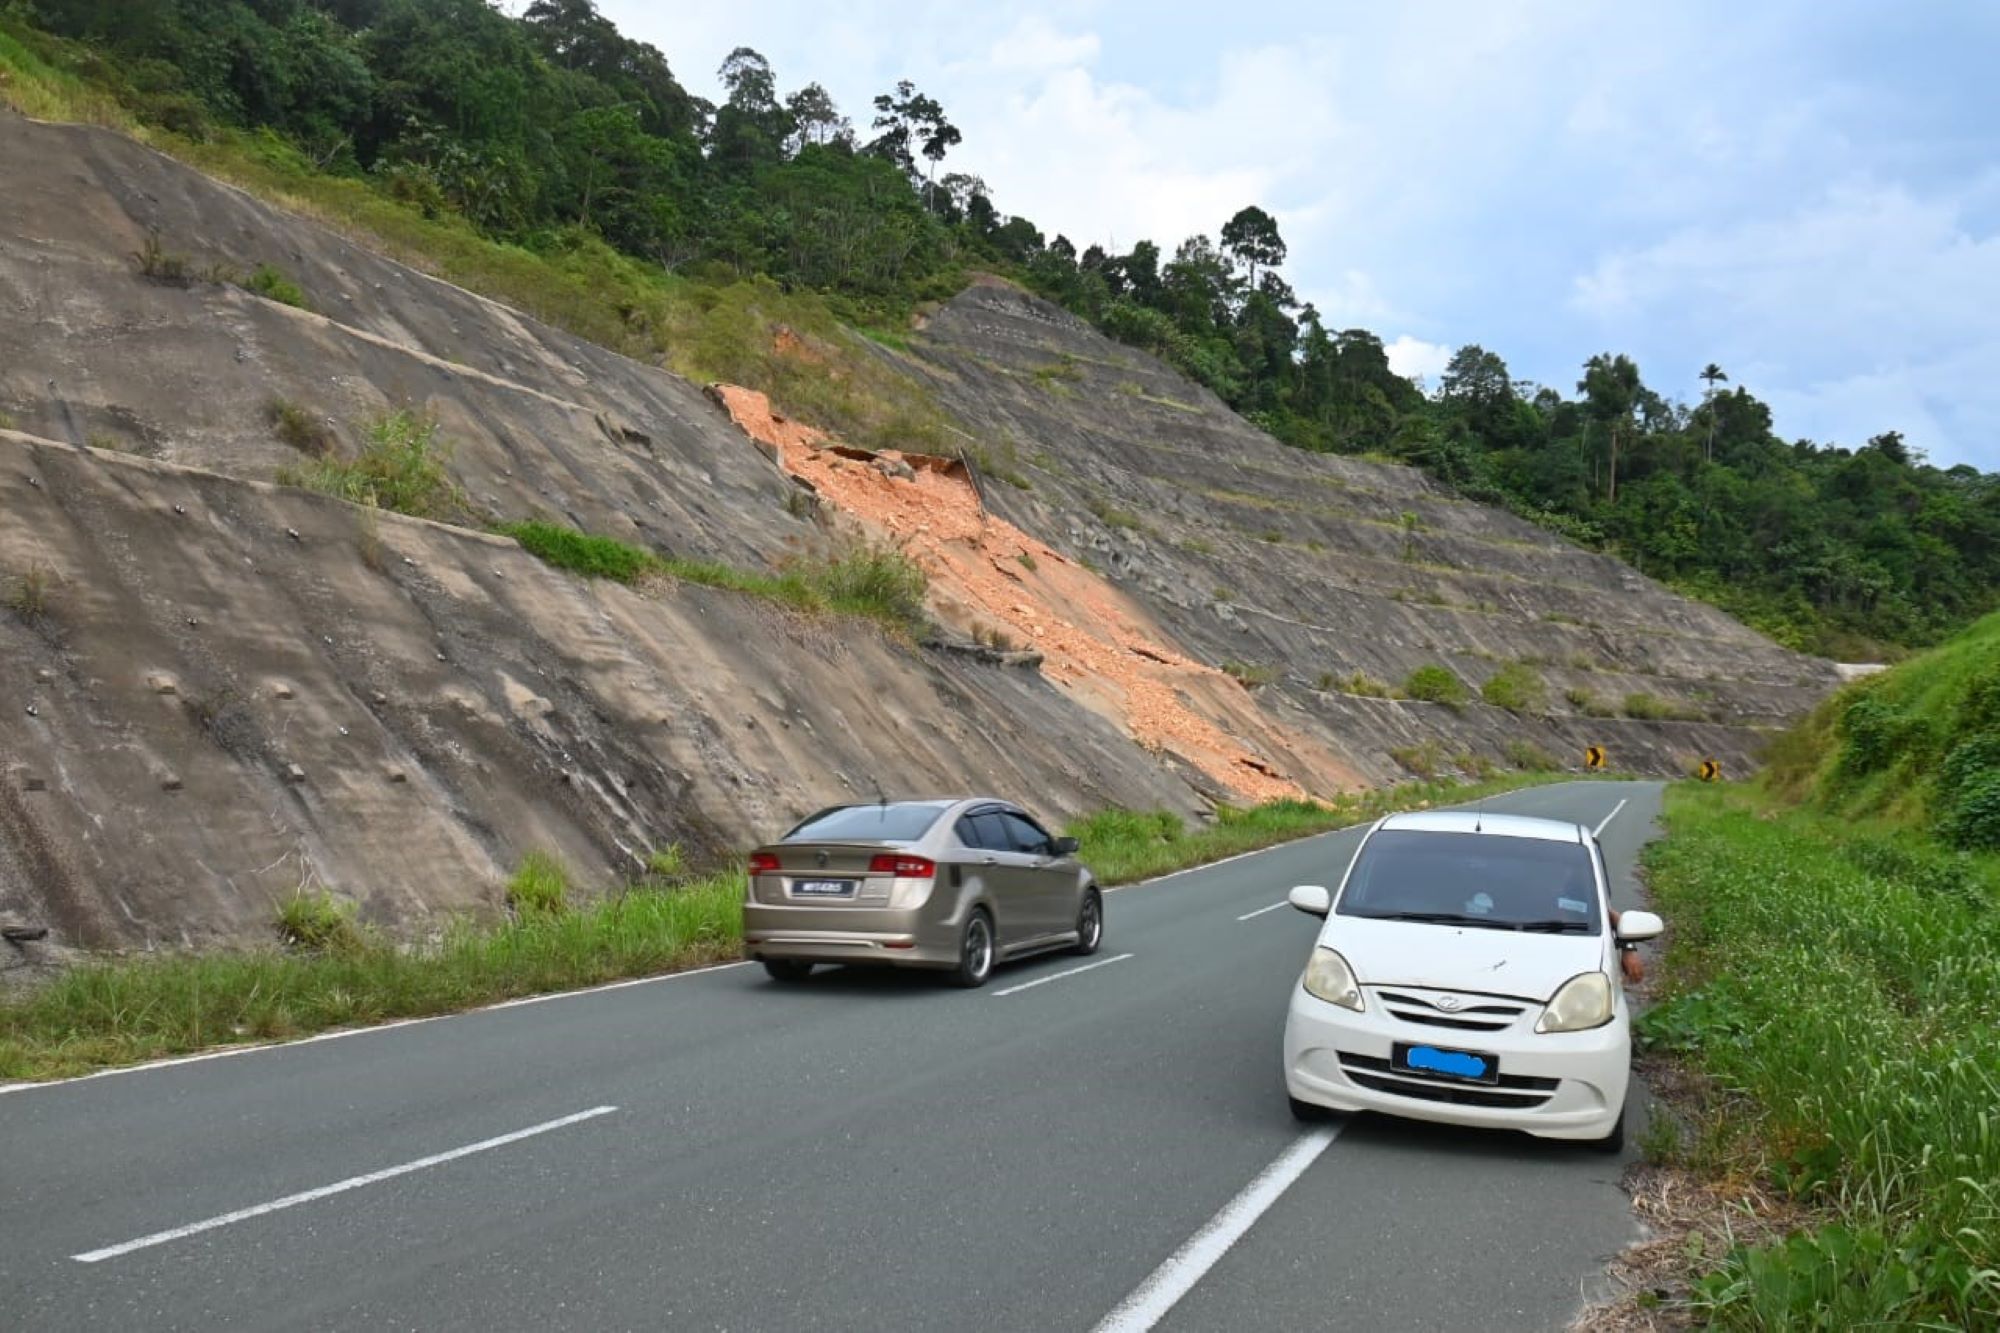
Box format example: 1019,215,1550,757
0,780,1663,1331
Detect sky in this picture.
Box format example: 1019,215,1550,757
590,0,2000,471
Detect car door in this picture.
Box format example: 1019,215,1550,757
997,810,1071,938
956,810,1038,946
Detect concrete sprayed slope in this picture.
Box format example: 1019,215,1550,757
0,433,1192,949
0,116,792,569
890,281,1840,782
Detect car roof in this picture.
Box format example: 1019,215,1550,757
1376,810,1585,843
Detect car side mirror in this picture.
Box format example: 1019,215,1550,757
1289,884,1332,917
1616,909,1663,942
1051,836,1080,857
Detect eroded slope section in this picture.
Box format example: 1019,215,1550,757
712,386,1363,802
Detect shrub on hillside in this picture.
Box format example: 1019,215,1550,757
1481,662,1546,713
1403,664,1467,707
278,409,462,520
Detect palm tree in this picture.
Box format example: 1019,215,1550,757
1699,363,1729,463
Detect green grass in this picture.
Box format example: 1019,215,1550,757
1221,660,1278,688
499,518,930,636
1771,609,2000,849
499,521,657,583
1637,783,2000,1328
505,851,571,917
1402,663,1468,707
274,889,365,954
244,262,308,309
1622,691,1698,722
1317,670,1395,699
0,872,745,1080
277,409,464,521
1480,661,1547,713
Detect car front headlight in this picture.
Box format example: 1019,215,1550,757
1536,971,1614,1033
1302,947,1364,1012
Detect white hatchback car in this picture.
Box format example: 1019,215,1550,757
1282,810,1661,1151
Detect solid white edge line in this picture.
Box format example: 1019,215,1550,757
0,962,752,1097
1092,1125,1342,1332
1594,798,1629,838
991,953,1133,997
1235,900,1289,922
72,1105,619,1263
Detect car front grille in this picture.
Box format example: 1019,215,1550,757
1376,988,1529,1033
1337,1051,1557,1109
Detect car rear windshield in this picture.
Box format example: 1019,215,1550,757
1336,829,1602,933
782,803,949,844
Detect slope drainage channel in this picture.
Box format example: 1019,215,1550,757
71,1106,618,1263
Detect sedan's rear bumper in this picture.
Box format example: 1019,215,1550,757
1283,985,1629,1141
743,903,958,969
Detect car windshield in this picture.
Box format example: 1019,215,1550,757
782,802,949,844
1336,829,1602,933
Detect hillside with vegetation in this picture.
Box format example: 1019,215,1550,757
2,0,1994,659
1630,611,2000,1325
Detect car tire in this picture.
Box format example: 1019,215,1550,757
1068,888,1104,956
1590,1105,1627,1154
762,959,814,983
1288,1094,1330,1123
951,909,996,988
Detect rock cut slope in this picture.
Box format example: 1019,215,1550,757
0,113,1838,951
873,280,1840,786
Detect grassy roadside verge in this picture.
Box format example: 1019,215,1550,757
0,771,1589,1083
1631,782,2000,1328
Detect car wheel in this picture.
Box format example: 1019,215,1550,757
1068,888,1103,956
1590,1104,1627,1154
951,909,995,988
762,959,814,983
1288,1094,1330,1123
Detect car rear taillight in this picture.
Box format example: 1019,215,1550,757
748,852,781,875
868,854,936,879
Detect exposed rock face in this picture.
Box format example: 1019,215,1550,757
0,115,1839,949
885,280,1840,784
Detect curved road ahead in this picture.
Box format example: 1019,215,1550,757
1,781,1662,1331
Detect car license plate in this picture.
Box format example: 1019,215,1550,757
791,879,856,898
1392,1041,1500,1085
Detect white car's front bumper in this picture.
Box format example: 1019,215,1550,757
1283,982,1629,1141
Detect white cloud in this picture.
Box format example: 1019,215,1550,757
1571,182,2000,465
1385,336,1452,384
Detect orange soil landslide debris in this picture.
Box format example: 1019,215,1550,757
712,383,1328,804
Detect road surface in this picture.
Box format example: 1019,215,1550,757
0,781,1662,1331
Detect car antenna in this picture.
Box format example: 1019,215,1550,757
1474,791,1486,834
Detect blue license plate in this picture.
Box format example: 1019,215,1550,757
792,879,856,898
1393,1042,1499,1085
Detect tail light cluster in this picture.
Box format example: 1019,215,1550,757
868,854,936,879
746,851,935,878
